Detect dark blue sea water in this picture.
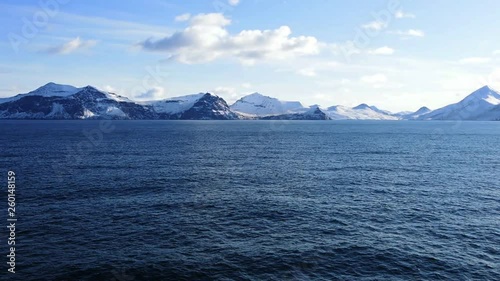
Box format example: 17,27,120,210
0,120,499,280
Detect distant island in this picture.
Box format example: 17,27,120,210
0,83,499,121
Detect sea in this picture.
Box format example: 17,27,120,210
0,120,499,280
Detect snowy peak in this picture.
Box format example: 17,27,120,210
79,85,101,92
399,106,431,120
326,105,343,111
180,93,237,120
415,106,431,114
0,82,81,104
73,85,132,102
370,106,392,115
3,83,500,121
352,104,392,115
326,104,398,120
73,86,108,101
29,82,81,97
353,103,371,110
145,93,207,114
230,92,305,116
0,83,134,105
410,106,432,117
305,105,321,114
260,104,330,120
417,85,500,120
460,85,500,105
241,92,268,101
0,83,238,120
141,92,237,119
472,85,498,96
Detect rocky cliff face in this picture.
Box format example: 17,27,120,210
179,93,239,120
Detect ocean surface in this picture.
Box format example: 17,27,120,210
0,120,499,280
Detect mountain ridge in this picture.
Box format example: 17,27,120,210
1,83,499,120
417,85,500,120
230,92,305,116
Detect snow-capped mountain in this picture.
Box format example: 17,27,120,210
352,104,393,115
2,83,499,121
325,104,399,120
144,93,238,120
0,82,133,105
0,84,155,119
230,93,305,116
418,86,500,120
145,93,207,115
0,82,81,104
0,83,237,120
397,107,432,120
260,105,330,120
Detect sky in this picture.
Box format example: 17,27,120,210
1,0,500,112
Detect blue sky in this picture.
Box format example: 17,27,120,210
1,0,500,111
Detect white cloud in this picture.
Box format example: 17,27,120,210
212,86,235,96
368,46,395,55
228,0,240,6
395,10,416,19
45,37,97,55
390,29,425,38
459,57,491,64
175,13,191,22
135,86,167,100
242,83,252,88
103,85,117,92
493,50,500,55
330,41,362,57
275,60,342,79
212,86,242,103
313,93,335,103
477,68,500,89
361,20,387,31
361,74,388,84
340,78,351,85
407,29,425,37
140,13,320,64
297,68,317,77
486,69,500,89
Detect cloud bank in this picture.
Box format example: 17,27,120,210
139,13,320,64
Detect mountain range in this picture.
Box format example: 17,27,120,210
0,83,499,121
